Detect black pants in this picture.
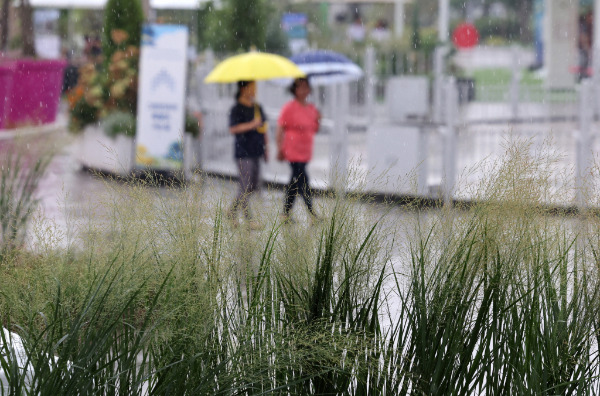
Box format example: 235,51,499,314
284,162,314,215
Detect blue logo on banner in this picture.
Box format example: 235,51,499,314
142,25,155,46
151,70,176,92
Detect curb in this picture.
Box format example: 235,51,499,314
0,120,66,141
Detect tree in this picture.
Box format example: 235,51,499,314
20,0,35,57
0,0,8,51
223,0,268,52
196,1,212,50
103,0,144,64
202,0,272,53
503,0,533,42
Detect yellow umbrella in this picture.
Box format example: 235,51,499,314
204,51,306,83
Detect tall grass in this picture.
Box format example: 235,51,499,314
2,140,600,394
0,139,54,259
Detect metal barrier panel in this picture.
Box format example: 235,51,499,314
452,122,577,205
463,84,578,123
191,50,592,208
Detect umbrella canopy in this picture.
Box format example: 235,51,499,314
204,52,306,83
289,50,363,85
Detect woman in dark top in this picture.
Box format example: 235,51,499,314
227,80,269,228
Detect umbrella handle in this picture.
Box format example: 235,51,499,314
255,104,268,134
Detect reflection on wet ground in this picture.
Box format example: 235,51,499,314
34,139,425,256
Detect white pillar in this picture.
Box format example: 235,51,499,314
201,50,215,164
330,84,349,194
576,79,593,209
544,0,577,89
434,0,450,123
364,46,376,124
595,0,600,53
593,0,600,114
433,47,446,123
438,0,449,43
442,78,458,207
509,45,521,120
394,0,405,38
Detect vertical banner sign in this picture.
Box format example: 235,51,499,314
136,24,189,170
281,13,308,54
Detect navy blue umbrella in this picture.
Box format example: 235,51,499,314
282,50,364,85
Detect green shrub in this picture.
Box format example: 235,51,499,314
0,138,54,260
102,0,144,66
69,95,101,133
474,17,521,42
185,113,200,138
102,111,136,138
4,140,600,394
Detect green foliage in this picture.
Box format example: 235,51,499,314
102,0,144,66
69,96,101,133
103,111,136,138
224,0,268,51
0,259,170,395
195,1,213,51
0,139,53,260
474,17,521,42
416,27,438,54
69,20,140,135
3,141,600,393
265,15,290,56
203,7,229,53
185,113,200,138
204,0,271,53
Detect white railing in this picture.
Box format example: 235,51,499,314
191,48,595,211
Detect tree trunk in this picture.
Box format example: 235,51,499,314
20,0,35,57
0,0,9,51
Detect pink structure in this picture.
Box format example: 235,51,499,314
0,63,15,129
4,59,67,128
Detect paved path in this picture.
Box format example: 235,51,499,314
1,98,591,252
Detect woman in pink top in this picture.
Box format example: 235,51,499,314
276,77,321,221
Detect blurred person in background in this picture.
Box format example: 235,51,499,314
227,80,269,230
276,77,321,224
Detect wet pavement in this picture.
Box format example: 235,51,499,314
31,120,589,247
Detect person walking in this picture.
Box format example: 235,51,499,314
276,77,321,223
227,80,269,229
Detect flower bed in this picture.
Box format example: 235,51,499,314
78,119,200,178
69,29,201,179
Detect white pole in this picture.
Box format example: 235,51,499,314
594,0,600,60
443,78,457,207
433,47,446,123
438,0,450,43
434,0,450,123
328,84,338,189
201,49,215,165
330,84,349,194
593,0,600,115
418,126,428,197
576,79,593,209
394,0,405,38
365,46,376,124
509,45,521,120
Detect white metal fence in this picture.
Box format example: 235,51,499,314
190,47,595,210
